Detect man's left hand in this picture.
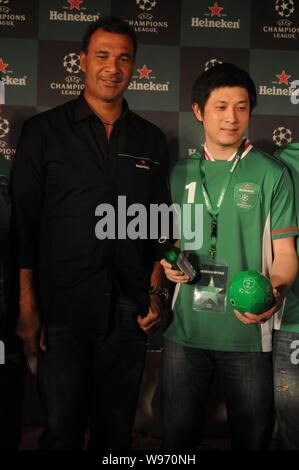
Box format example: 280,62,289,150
234,287,283,325
137,294,162,334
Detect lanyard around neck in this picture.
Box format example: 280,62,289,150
200,139,246,261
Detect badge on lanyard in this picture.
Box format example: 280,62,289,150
192,140,246,313
193,261,228,313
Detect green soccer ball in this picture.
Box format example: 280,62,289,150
228,270,274,314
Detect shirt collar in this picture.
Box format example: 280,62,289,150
203,138,253,161
73,92,131,123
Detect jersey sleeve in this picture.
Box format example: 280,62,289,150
271,166,299,240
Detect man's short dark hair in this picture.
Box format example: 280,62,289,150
192,63,257,113
81,16,137,59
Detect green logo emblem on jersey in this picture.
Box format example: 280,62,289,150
234,182,260,211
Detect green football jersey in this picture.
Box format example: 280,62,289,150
273,143,299,334
165,146,298,352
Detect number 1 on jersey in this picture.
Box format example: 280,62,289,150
185,182,196,203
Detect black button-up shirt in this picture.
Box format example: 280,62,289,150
11,94,170,328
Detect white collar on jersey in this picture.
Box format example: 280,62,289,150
204,138,253,161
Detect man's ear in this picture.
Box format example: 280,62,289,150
80,51,86,73
192,103,204,123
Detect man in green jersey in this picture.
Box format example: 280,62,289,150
272,143,299,450
160,64,298,450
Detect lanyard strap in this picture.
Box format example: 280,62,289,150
200,140,246,260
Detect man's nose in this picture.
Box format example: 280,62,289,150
225,107,238,122
106,56,119,72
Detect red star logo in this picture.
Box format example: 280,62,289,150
0,58,9,73
277,70,291,85
208,2,223,17
137,65,152,79
67,0,82,10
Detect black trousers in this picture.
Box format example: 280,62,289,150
38,298,147,450
0,354,24,450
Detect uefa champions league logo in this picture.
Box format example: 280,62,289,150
275,0,295,18
272,127,292,146
136,0,157,12
243,278,256,291
63,53,81,75
205,58,223,71
0,117,9,139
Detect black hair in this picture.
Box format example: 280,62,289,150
81,16,137,59
191,63,257,113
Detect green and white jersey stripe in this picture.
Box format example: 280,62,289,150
273,143,299,334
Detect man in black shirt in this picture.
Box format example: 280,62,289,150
12,16,170,450
0,154,24,450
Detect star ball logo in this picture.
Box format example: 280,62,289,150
49,0,100,23
275,0,295,18
272,126,292,146
191,1,240,30
204,58,222,71
128,64,169,92
263,0,299,40
259,68,297,98
49,52,84,97
0,0,26,27
0,115,15,160
136,0,157,12
0,57,27,87
126,0,168,34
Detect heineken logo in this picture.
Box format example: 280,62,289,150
0,57,27,87
0,58,8,73
208,2,223,17
277,69,291,85
68,0,82,11
234,182,260,211
259,69,297,97
129,64,169,92
137,64,152,79
49,0,99,22
191,1,240,30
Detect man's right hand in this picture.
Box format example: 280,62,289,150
16,296,45,354
160,258,190,284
